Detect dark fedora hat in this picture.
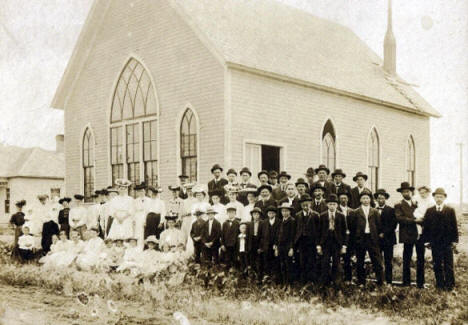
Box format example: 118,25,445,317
314,164,330,175
257,184,273,195
226,168,237,176
134,182,147,191
310,183,325,193
266,205,278,214
269,170,279,178
278,202,295,212
397,182,415,193
337,190,351,200
178,174,189,179
295,178,309,188
299,193,313,204
257,170,269,179
326,194,339,204
359,190,373,199
250,207,263,216
74,194,85,201
432,187,447,197
277,171,291,180
211,164,223,173
352,172,368,182
374,189,390,199
239,167,252,176
331,169,346,178
59,197,72,204
305,167,315,177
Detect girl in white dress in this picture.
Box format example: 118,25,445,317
117,238,143,275
107,179,135,240
40,230,70,268
139,236,162,276
75,228,105,271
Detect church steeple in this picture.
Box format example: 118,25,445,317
383,0,396,75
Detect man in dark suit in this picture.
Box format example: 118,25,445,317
190,210,206,264
395,182,425,288
350,172,374,209
310,183,328,216
374,189,397,284
221,205,240,269
337,190,354,282
294,194,320,283
276,203,296,285
311,164,336,199
331,169,352,196
272,171,291,201
254,185,276,216
318,194,347,285
237,167,257,205
422,188,458,290
278,182,301,215
202,207,222,267
350,191,384,286
248,207,269,281
265,205,281,281
178,174,189,199
208,164,229,204
257,170,270,187
295,178,309,200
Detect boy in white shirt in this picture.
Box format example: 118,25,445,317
18,225,36,262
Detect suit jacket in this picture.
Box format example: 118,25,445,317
208,178,229,204
333,182,352,196
202,218,222,247
276,217,296,250
350,186,374,209
318,211,347,247
395,200,418,244
350,206,382,246
311,181,336,199
422,206,458,246
272,186,287,202
278,196,301,215
247,220,269,252
266,217,281,249
221,218,240,247
294,210,320,245
190,218,206,242
179,188,188,200
311,199,328,216
377,205,397,246
254,197,277,217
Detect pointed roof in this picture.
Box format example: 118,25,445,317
52,0,440,117
0,145,64,179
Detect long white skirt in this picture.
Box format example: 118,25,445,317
108,217,134,240
134,211,146,248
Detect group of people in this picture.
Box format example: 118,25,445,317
9,163,459,290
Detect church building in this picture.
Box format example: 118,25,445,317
52,0,440,202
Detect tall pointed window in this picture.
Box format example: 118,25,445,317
110,58,158,193
407,136,416,186
368,128,380,192
180,108,198,182
321,119,336,172
83,127,95,202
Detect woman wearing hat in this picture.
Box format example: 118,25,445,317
9,200,26,259
159,214,185,251
107,179,135,241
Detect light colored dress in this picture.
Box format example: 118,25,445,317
138,249,163,276
87,203,101,230
159,228,186,249
212,203,227,224
40,239,70,268
133,196,151,247
75,237,105,271
242,203,254,223
107,195,135,240
55,240,85,268
117,246,143,275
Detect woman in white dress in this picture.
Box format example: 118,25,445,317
75,227,105,271
40,230,70,268
55,229,85,268
133,183,151,248
107,179,135,240
159,215,186,251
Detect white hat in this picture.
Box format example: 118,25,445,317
145,235,159,244
192,184,207,195
115,179,132,187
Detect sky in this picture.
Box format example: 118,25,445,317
0,0,467,203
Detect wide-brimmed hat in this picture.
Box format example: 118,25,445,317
165,213,178,221
107,188,119,194
326,194,339,204
250,207,263,216
226,203,237,211
15,200,27,208
315,164,330,175
206,207,216,215
94,190,102,196
432,187,447,197
257,184,273,195
115,179,132,187
211,164,223,173
193,209,205,217
125,237,138,242
277,171,291,180
337,190,351,200
397,182,415,193
74,194,84,201
374,189,390,199
305,167,315,177
359,190,373,199
134,182,147,191
257,170,269,179
148,186,163,194
168,185,181,192
192,184,207,195
225,184,240,193
295,178,309,188
239,167,252,176
299,193,313,204
178,174,189,179
278,202,294,212
226,168,237,176
310,183,325,193
417,185,431,193
352,172,368,182
145,235,159,244
331,169,346,178
266,205,278,214
101,189,109,196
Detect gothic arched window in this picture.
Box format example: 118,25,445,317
368,127,380,192
407,136,416,186
321,119,336,172
83,127,95,202
110,58,158,194
180,108,198,182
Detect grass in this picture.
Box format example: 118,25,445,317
0,241,467,325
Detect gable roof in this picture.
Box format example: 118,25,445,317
52,0,440,117
0,145,64,179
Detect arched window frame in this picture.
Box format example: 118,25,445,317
176,104,200,183
82,126,95,202
179,107,199,183
367,127,380,192
406,135,416,186
109,57,159,195
321,118,337,173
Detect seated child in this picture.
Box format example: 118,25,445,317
17,225,36,263
109,239,126,270
96,238,115,272
117,238,142,275
139,236,163,276
55,230,84,268
40,231,70,268
76,227,105,271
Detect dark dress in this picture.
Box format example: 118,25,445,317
9,212,25,258
58,208,70,237
41,221,59,253
144,212,161,239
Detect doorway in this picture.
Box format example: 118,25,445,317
245,142,282,181
262,145,280,173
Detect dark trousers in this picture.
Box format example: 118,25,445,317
249,237,267,280
193,241,203,264
238,251,249,274
356,234,383,285
320,241,342,285
266,247,280,281
342,244,354,281
203,246,219,267
403,241,425,287
18,249,34,262
278,245,293,285
431,244,455,290
224,246,237,269
297,236,318,283
380,244,394,284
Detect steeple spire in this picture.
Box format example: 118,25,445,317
383,0,396,75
